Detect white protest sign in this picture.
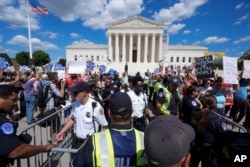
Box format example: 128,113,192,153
242,60,250,79
223,56,238,84
57,70,65,80
67,61,86,74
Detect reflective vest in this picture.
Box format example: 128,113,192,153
160,87,172,115
92,129,146,167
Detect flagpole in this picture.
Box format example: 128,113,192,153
27,0,33,60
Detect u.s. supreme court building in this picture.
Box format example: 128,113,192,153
66,15,207,74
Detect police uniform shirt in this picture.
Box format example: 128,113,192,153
70,99,108,139
204,112,227,144
0,114,23,159
212,131,250,167
72,124,146,167
156,88,179,115
182,97,201,123
127,90,148,118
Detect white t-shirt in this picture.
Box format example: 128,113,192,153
127,90,148,118
70,98,108,139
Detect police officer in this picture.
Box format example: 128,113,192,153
0,85,53,167
155,77,181,116
56,82,108,155
181,85,202,124
127,76,149,132
72,92,147,167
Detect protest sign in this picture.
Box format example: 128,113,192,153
195,55,214,79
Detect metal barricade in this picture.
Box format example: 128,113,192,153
212,111,247,133
13,104,74,167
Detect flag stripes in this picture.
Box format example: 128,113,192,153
30,2,48,14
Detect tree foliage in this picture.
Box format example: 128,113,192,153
33,50,51,66
0,53,12,65
58,58,66,66
238,49,250,70
15,51,30,65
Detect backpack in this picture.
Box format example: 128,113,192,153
37,81,52,112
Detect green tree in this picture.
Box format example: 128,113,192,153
33,50,50,66
15,51,30,65
238,49,250,70
58,58,66,66
0,53,12,65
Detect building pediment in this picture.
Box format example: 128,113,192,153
107,15,165,28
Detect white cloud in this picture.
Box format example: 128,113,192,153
193,41,201,45
7,35,59,50
70,33,80,38
234,14,249,25
235,3,244,10
42,0,144,30
39,31,58,39
152,0,207,27
0,0,42,30
203,36,229,44
183,30,191,34
233,35,250,44
72,39,94,45
168,24,185,34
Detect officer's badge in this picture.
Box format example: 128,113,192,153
191,100,197,106
86,112,91,118
222,122,227,131
158,92,164,97
1,123,14,135
99,109,104,115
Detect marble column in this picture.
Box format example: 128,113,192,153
151,33,155,63
137,33,141,63
122,33,126,62
115,33,119,62
108,33,113,62
144,34,148,63
129,33,133,63
158,34,163,62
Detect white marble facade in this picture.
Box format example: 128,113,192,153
66,15,207,75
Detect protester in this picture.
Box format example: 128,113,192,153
21,70,40,124
72,92,147,167
144,115,195,167
0,85,54,167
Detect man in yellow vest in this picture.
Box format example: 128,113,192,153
155,77,181,116
72,92,147,167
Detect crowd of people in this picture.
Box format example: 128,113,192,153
0,67,250,167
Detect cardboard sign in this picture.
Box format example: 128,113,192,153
195,55,214,79
222,83,234,106
67,61,86,74
11,59,19,71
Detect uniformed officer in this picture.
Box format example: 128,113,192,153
155,77,181,116
72,92,147,167
190,94,227,167
181,85,202,124
127,76,149,132
0,85,54,167
56,82,108,154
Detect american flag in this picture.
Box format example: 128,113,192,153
30,2,49,15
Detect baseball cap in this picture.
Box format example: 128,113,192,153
109,92,132,116
144,115,195,167
169,77,181,85
68,82,90,93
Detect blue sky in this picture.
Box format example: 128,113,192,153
0,0,250,64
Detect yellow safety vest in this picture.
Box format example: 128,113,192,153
160,87,172,115
92,129,146,167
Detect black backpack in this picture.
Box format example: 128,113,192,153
37,81,52,112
